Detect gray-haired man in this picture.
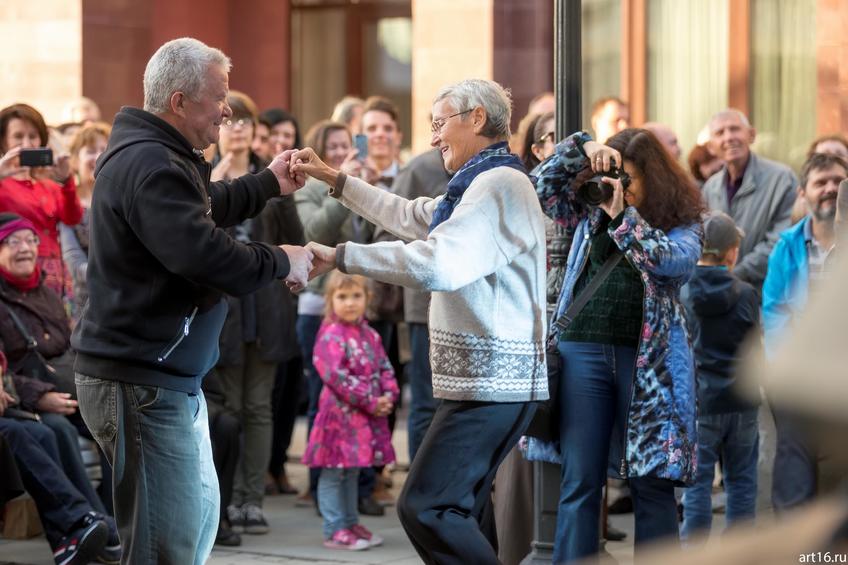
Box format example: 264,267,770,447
72,37,312,564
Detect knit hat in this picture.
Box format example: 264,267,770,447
702,211,744,257
0,213,37,243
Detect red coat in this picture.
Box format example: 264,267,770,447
0,176,83,296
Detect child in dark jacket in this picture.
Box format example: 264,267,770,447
679,211,761,544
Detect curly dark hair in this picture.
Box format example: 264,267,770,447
589,128,705,232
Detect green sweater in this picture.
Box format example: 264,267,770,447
562,213,644,347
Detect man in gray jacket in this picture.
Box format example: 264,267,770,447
702,109,798,288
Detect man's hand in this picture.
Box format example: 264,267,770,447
268,149,307,196
374,395,394,417
305,242,337,280
281,244,314,293
36,391,78,415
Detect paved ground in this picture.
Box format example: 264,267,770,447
1,416,671,564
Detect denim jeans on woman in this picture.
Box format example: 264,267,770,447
76,374,219,565
554,341,679,564
680,409,758,543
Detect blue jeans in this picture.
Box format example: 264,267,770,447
772,409,818,511
554,341,678,564
407,323,436,463
681,410,758,543
297,313,324,494
76,374,219,565
318,467,359,538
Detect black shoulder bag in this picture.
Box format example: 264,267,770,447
1,303,76,397
524,251,624,442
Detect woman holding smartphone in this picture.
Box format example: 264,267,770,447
0,103,83,300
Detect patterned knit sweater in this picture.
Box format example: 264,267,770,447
334,168,549,402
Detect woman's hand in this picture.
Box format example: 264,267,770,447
339,151,378,184
0,390,14,416
51,153,72,183
36,391,78,415
0,147,27,179
583,140,621,173
210,151,233,182
290,148,338,187
598,176,626,219
305,242,337,279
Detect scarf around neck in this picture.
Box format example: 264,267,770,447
0,264,41,292
428,141,526,233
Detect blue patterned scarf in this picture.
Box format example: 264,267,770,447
428,142,527,232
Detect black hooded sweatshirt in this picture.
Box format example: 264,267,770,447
72,107,291,393
681,265,761,415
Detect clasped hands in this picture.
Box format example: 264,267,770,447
271,148,343,293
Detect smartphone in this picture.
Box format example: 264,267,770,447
353,134,368,161
19,148,53,167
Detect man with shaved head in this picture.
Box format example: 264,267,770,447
701,109,798,287
642,122,681,161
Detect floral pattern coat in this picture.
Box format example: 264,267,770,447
527,131,703,485
302,315,399,468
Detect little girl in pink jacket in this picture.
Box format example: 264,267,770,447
303,271,398,551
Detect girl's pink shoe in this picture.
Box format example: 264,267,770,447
323,528,370,551
350,523,383,547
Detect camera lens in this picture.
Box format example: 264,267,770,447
577,177,614,206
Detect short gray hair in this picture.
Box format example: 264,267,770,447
709,108,751,131
433,79,513,140
143,37,232,115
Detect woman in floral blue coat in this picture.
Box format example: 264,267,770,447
531,129,704,563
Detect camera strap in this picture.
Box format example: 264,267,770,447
548,250,623,347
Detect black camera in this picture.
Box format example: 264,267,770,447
576,167,631,206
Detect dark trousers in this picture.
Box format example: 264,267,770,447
0,417,91,547
772,409,818,511
554,341,678,564
40,413,107,516
268,355,303,480
398,399,537,565
209,400,241,524
296,313,324,495
407,323,436,463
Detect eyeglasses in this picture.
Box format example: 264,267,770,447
222,118,252,129
537,131,555,144
3,236,39,249
431,109,473,135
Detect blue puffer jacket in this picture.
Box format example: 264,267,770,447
762,216,811,360
525,132,703,486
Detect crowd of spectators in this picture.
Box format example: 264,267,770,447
1,78,846,565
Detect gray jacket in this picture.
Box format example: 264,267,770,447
702,152,797,287
388,149,450,324
294,177,358,296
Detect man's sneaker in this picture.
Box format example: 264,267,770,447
323,528,370,551
350,523,383,547
226,505,245,533
358,496,385,516
86,512,122,564
53,515,108,565
215,523,242,547
242,504,270,535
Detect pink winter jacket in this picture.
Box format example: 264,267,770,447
302,316,399,468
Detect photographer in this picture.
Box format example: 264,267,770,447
532,129,704,563
0,103,83,300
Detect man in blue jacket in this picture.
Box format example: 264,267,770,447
72,38,313,564
763,151,848,511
